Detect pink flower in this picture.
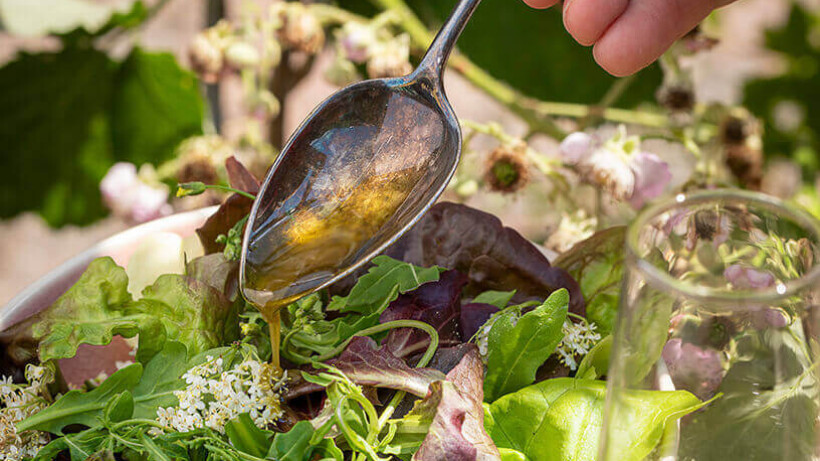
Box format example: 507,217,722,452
339,23,376,63
663,338,724,400
629,152,672,209
100,162,172,223
724,264,774,289
559,132,595,164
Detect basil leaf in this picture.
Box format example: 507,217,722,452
483,290,569,402
485,378,703,461
327,255,443,314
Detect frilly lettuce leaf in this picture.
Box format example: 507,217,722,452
483,289,569,402
484,378,704,461
1,257,240,364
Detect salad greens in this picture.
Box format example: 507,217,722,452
0,177,709,460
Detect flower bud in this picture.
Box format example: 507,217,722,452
324,55,360,87
339,22,377,63
484,145,530,193
225,41,260,70
367,35,412,79
188,21,234,83
277,4,325,54
176,182,208,197
559,132,594,164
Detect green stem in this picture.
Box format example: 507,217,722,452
206,184,257,200
314,320,439,364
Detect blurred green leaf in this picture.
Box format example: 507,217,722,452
0,0,144,38
0,46,203,226
0,48,115,226
342,0,661,106
111,48,204,165
743,5,820,177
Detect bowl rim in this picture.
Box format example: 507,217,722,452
1,206,218,330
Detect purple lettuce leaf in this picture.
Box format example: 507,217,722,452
382,202,584,315
380,270,467,359
197,157,260,254
412,346,501,461
324,337,445,398
459,303,500,340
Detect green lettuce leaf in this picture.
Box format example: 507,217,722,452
472,290,516,309
485,378,703,461
225,413,273,458
267,421,343,461
327,255,443,314
483,290,569,402
553,227,626,335
3,257,240,363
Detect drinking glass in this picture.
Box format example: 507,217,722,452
599,190,820,461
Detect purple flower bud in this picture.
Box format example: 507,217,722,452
662,338,724,400
559,132,595,164
724,264,775,289
100,162,172,223
628,151,672,209
340,24,375,64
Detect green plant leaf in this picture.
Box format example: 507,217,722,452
26,257,135,362
226,413,273,458
483,289,569,402
743,5,820,177
472,290,516,309
327,255,443,314
103,391,134,424
266,421,316,461
485,378,703,461
34,427,112,461
554,227,626,336
111,48,203,166
0,47,115,226
131,340,188,419
18,364,142,435
575,335,612,380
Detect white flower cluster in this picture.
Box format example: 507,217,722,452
556,319,601,371
545,210,598,253
156,356,287,434
0,365,52,460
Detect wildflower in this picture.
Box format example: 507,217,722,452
225,41,260,70
560,126,672,208
189,20,234,83
366,34,412,79
100,163,172,223
545,210,597,253
484,145,531,193
157,355,287,434
0,366,53,460
555,318,601,370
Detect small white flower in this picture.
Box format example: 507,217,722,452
556,319,601,371
545,210,597,253
100,162,172,223
559,132,595,165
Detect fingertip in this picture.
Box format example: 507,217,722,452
522,0,560,10
592,44,644,77
564,0,629,47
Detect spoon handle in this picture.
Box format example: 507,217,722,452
415,0,482,79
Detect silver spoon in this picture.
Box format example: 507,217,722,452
240,0,481,316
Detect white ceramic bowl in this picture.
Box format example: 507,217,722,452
1,207,217,384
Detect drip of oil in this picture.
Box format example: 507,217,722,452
243,168,424,368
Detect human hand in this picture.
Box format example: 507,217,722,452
522,0,736,76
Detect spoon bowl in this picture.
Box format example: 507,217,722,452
241,0,481,310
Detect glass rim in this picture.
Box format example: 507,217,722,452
626,189,820,304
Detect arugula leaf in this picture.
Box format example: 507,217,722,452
34,427,112,461
483,290,569,402
554,227,626,335
327,255,443,314
226,413,273,458
131,341,187,419
485,378,703,461
18,364,142,435
575,335,612,380
266,421,342,461
472,291,516,309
